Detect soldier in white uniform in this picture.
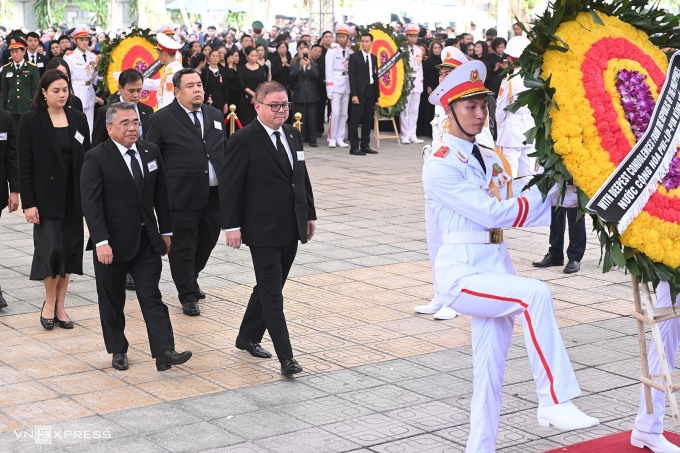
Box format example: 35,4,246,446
496,36,536,185
400,24,424,145
632,281,680,453
423,60,598,453
325,25,352,148
141,33,183,110
64,25,98,132
416,46,493,320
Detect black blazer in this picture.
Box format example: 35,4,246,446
24,52,48,76
219,120,316,247
91,102,154,147
18,108,90,219
0,108,17,211
145,99,227,211
290,60,320,104
81,138,172,262
349,51,380,100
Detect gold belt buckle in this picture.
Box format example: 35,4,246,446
489,229,503,244
85,81,90,85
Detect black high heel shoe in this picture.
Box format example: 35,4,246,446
40,301,54,330
54,315,74,329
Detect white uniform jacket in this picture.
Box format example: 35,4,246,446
422,134,552,298
325,45,352,96
406,45,423,94
142,60,182,110
64,49,98,108
495,70,535,147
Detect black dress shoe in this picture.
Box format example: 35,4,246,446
182,301,200,316
197,288,206,300
349,149,366,155
40,301,54,330
156,350,192,371
55,315,74,329
361,147,378,154
125,273,136,291
532,253,564,268
280,358,303,377
235,336,272,358
0,292,7,309
309,143,318,147
112,353,129,370
563,261,581,274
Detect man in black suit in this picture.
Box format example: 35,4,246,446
348,32,380,156
80,102,192,372
145,68,226,317
0,108,18,309
92,69,154,147
24,32,48,76
221,81,317,377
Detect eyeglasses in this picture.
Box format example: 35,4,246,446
115,120,140,128
259,102,292,112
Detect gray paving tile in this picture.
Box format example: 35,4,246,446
144,421,243,452
299,369,384,394
278,395,374,426
434,421,540,450
338,384,432,412
212,409,311,440
369,433,463,452
172,392,260,419
543,424,620,447
496,437,562,452
202,443,271,453
385,400,469,431
574,367,638,394
394,373,471,400
234,380,327,408
322,413,424,447
102,403,202,434
352,359,438,383
255,427,360,453
64,435,165,453
405,349,472,374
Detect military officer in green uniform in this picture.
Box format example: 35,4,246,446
0,37,39,128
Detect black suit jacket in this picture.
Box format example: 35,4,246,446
145,99,227,211
91,102,154,147
219,120,316,247
349,51,380,100
80,138,172,262
290,60,320,103
18,108,90,219
24,52,48,76
0,108,17,211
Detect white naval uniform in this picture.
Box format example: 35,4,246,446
64,49,98,131
496,69,537,184
325,44,353,144
422,133,581,453
635,281,680,435
142,60,182,110
400,45,423,142
424,105,495,309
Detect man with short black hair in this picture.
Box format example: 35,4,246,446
348,32,379,155
237,34,253,65
145,68,227,317
25,32,47,76
205,26,222,49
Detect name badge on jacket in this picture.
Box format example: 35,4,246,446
0,133,7,141
297,151,305,161
147,160,158,172
74,131,84,144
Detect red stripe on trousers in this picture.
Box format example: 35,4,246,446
517,197,529,227
460,288,559,404
512,197,526,227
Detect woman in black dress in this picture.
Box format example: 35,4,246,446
270,41,291,95
44,58,83,112
19,69,91,330
224,49,239,109
418,40,442,137
237,46,267,126
485,37,509,97
201,49,229,116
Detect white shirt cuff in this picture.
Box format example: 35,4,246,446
95,240,109,247
223,227,240,232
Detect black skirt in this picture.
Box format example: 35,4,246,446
30,216,84,280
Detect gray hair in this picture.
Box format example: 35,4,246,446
105,101,137,125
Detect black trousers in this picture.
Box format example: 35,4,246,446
349,87,376,150
294,101,318,145
93,229,174,358
549,206,586,262
169,186,221,305
239,239,298,362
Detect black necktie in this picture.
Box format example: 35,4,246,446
31,55,35,63
273,131,292,173
342,49,345,58
471,145,486,173
191,111,202,136
127,149,143,191
82,52,87,62
365,54,371,83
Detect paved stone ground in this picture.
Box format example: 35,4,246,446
0,137,678,452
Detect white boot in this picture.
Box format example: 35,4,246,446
433,306,459,320
414,300,441,314
536,401,599,430
631,429,680,452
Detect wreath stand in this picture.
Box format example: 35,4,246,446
373,112,401,149
632,275,680,424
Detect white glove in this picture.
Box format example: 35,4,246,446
560,185,578,208
113,71,121,82
327,93,333,100
422,145,432,161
